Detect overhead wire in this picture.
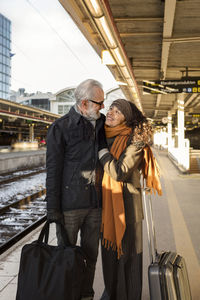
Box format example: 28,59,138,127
25,0,88,72
11,41,32,62
12,77,37,89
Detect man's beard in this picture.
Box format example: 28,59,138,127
86,103,101,120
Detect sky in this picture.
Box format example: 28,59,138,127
1,0,118,94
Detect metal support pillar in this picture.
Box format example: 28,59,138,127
29,124,34,141
177,94,185,150
18,128,22,141
167,112,172,149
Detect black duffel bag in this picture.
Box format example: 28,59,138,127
16,221,86,300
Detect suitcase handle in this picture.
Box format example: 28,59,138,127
142,187,158,263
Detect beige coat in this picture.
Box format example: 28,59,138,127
100,141,144,224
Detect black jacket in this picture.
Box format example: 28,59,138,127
46,106,105,212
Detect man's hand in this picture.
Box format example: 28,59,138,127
47,209,64,224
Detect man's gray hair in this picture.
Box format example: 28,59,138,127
74,79,103,104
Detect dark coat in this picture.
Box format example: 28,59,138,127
46,106,105,212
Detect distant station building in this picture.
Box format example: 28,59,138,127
11,88,54,111
50,87,75,115
10,86,125,116
0,13,11,100
101,87,125,115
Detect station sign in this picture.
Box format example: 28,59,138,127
189,113,200,118
143,78,200,94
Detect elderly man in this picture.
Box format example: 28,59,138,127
46,79,105,300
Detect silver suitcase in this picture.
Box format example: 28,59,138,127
142,188,192,300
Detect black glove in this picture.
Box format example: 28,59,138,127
47,209,64,224
98,126,108,151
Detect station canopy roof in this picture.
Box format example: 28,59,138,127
0,98,59,125
59,0,200,128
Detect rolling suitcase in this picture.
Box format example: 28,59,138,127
142,187,192,300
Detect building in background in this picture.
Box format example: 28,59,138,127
10,88,28,101
101,87,125,115
11,86,125,115
17,91,53,111
11,88,54,111
50,87,75,114
0,13,11,100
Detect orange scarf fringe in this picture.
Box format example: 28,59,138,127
142,145,162,196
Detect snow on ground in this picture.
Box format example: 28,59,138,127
0,173,46,206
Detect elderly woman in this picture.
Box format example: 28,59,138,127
98,99,161,300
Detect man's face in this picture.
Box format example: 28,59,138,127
85,87,104,120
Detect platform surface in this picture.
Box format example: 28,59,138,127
0,148,200,300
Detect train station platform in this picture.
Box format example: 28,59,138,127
0,148,200,300
0,148,46,174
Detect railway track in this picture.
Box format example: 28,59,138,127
0,166,46,185
0,189,47,255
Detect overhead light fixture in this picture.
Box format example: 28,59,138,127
120,66,130,78
84,0,141,108
84,0,103,17
95,16,117,48
130,86,136,93
110,47,125,66
126,78,134,86
101,50,116,65
116,81,127,86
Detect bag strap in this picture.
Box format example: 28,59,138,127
142,187,158,263
38,221,72,246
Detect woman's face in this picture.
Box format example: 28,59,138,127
105,105,125,127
